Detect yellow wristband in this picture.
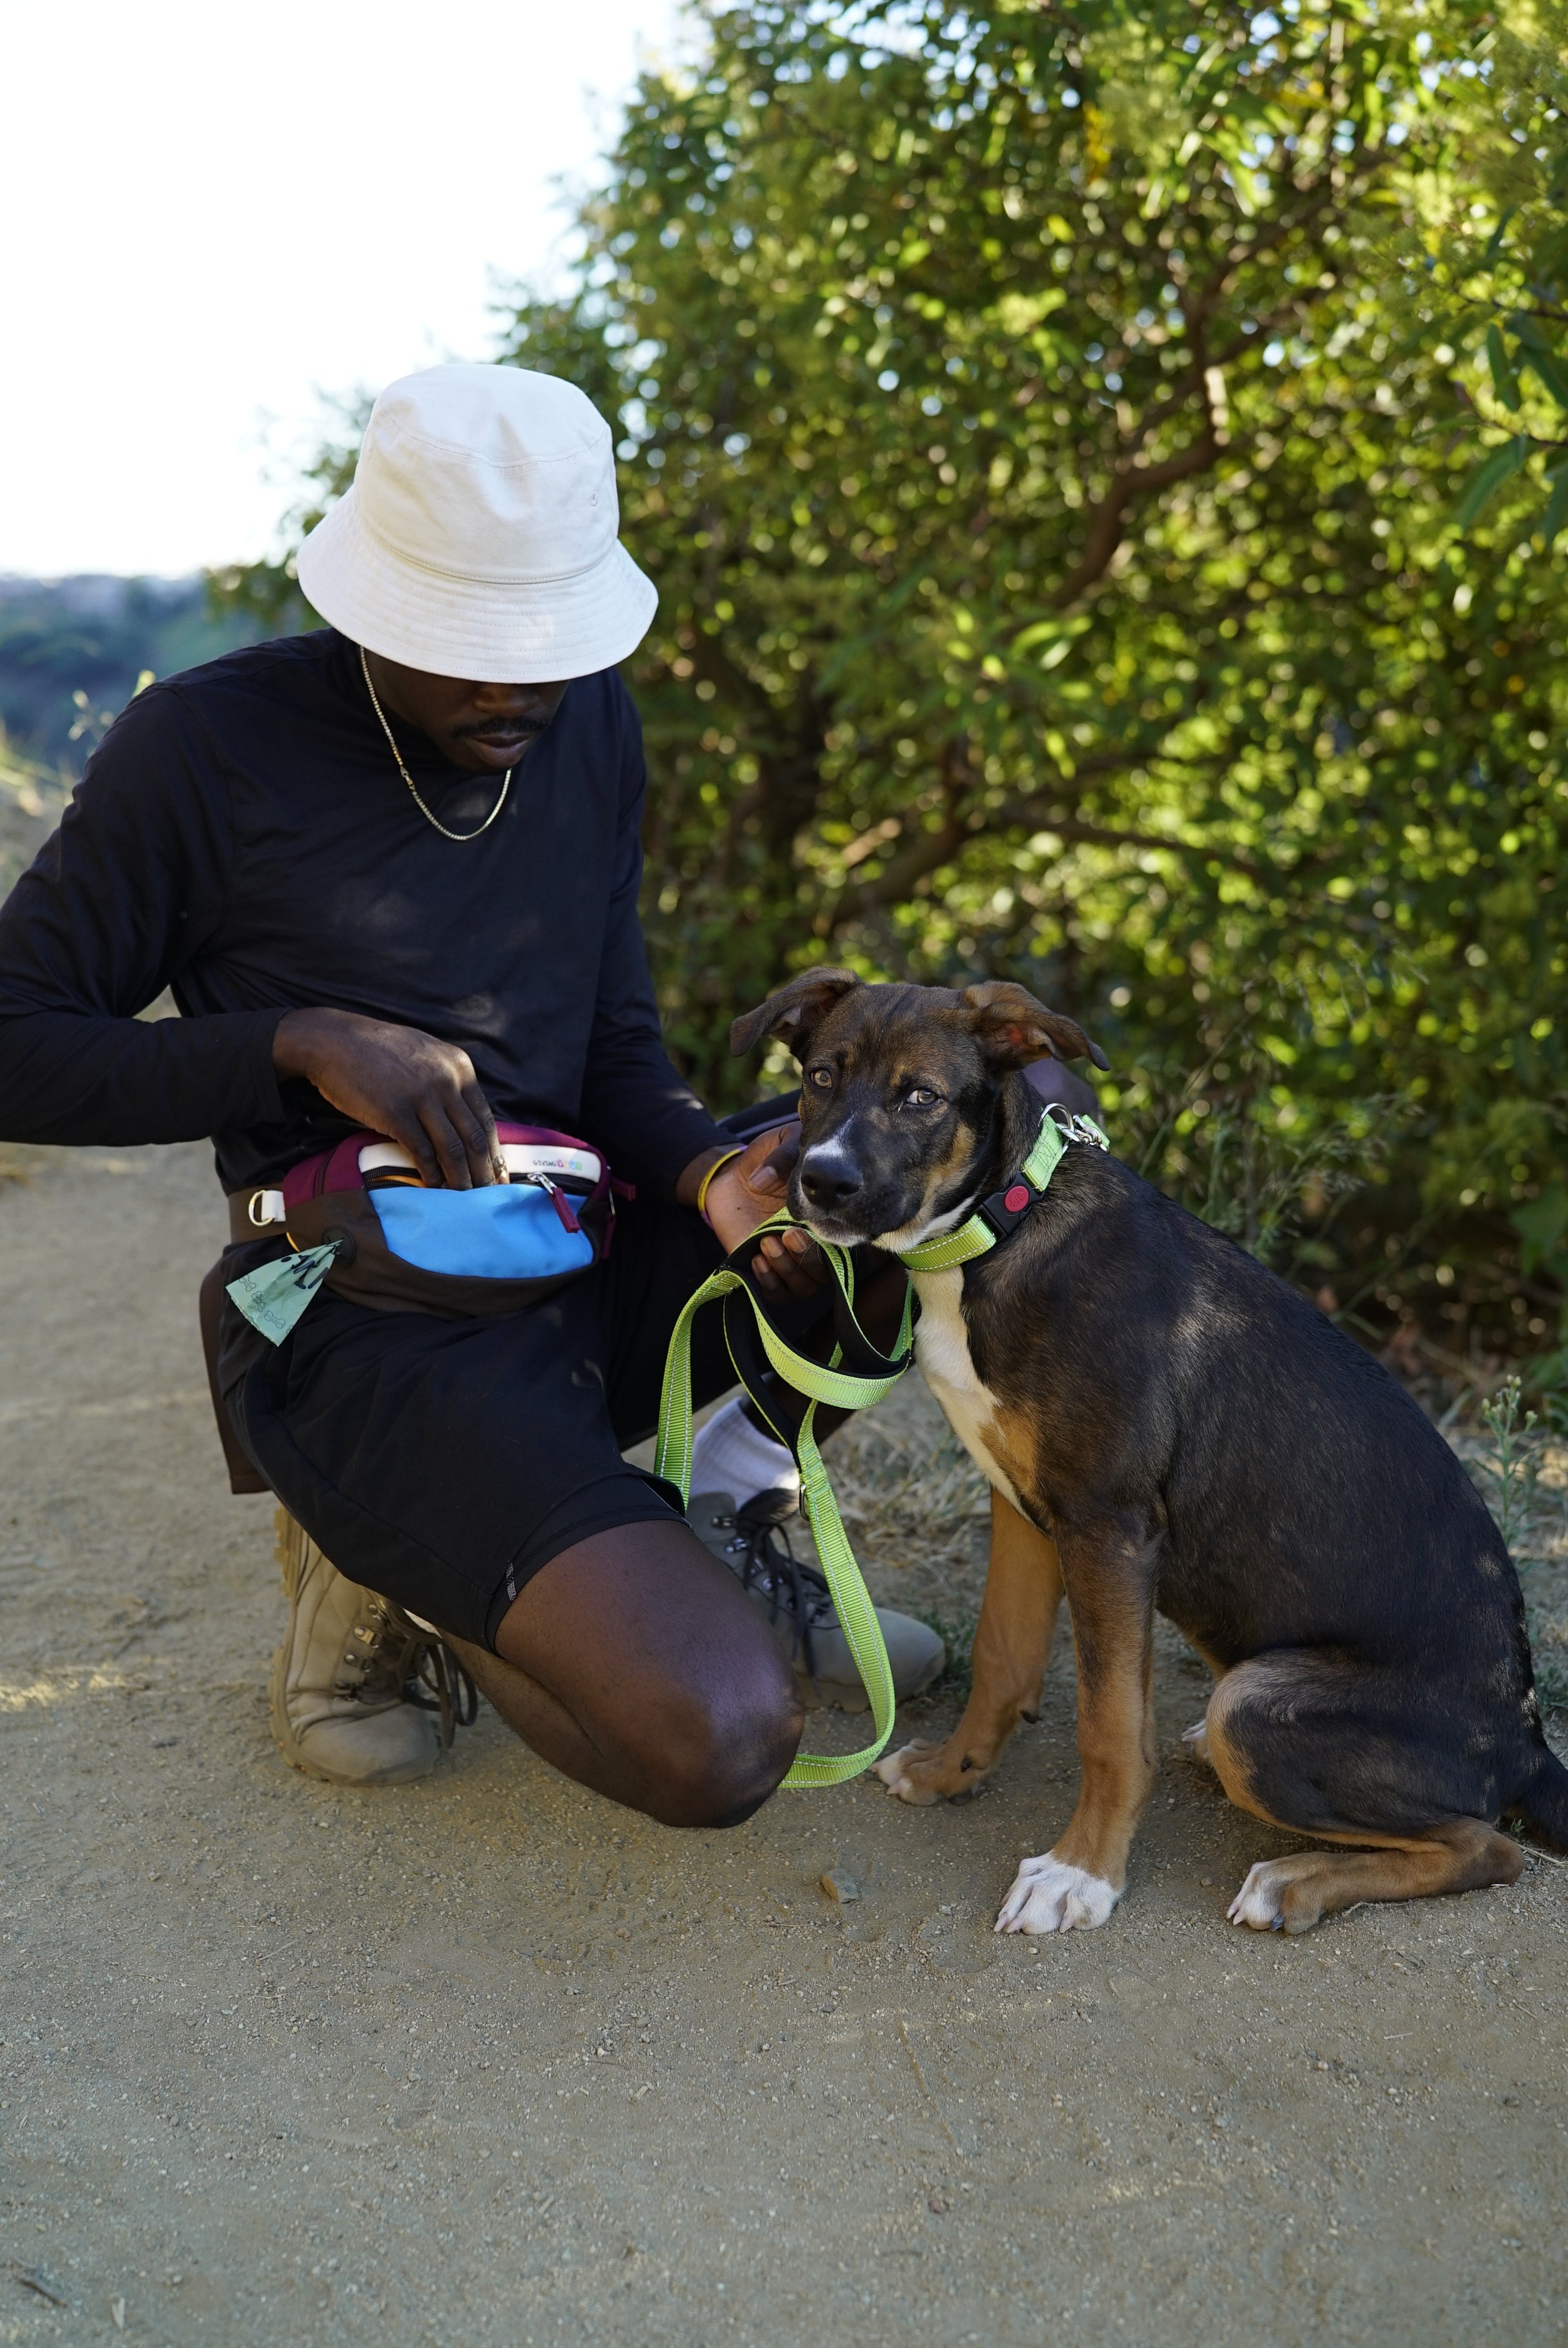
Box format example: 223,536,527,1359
695,1147,745,1227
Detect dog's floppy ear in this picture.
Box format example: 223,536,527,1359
730,967,863,1060
960,981,1111,1072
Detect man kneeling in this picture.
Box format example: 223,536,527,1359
0,364,942,1824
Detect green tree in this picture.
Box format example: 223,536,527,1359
225,0,1568,1362
1410,1,1568,538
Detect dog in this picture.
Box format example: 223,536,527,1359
730,967,1568,1935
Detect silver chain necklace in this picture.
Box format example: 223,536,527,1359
359,645,512,842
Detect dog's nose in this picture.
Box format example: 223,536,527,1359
800,1156,863,1211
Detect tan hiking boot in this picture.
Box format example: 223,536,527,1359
269,1508,471,1786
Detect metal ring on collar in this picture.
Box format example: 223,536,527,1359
1043,1103,1111,1151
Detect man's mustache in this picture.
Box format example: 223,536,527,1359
458,713,552,740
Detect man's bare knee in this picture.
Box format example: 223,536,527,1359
652,1670,804,1830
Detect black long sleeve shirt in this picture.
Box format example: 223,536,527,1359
0,629,727,1197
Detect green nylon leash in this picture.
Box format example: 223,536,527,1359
654,1224,915,1787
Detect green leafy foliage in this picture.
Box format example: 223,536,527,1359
1409,4,1568,537
223,0,1568,1367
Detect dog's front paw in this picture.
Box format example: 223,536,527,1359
874,1738,985,1806
994,1851,1120,1935
1227,1858,1323,1935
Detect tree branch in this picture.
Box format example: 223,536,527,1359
1044,160,1386,612
1048,431,1219,609
816,740,973,932
819,785,1275,935
987,801,1268,878
682,627,777,728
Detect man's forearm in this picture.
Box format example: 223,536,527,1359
0,1006,284,1147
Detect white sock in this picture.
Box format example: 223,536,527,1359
689,1395,800,1505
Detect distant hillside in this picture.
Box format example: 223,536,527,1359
0,575,274,774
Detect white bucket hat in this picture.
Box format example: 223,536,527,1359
295,363,657,681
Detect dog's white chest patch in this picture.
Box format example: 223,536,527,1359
910,1267,1024,1513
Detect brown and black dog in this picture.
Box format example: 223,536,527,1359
731,967,1568,1936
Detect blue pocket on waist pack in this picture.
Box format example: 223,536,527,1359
369,1185,596,1280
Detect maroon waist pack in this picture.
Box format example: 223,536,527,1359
227,1123,631,1325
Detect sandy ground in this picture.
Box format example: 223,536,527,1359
3,1139,1567,2348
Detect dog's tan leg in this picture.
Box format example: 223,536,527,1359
875,1490,1062,1806
995,1544,1155,1933
1226,1824,1524,1934
1201,1664,1526,1933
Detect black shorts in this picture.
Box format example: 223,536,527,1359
228,1186,759,1650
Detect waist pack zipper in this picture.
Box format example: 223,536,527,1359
527,1171,581,1234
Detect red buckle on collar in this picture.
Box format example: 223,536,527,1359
977,1172,1042,1243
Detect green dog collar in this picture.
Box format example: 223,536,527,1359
898,1106,1110,1273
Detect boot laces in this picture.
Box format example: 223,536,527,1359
711,1490,837,1681
334,1594,478,1749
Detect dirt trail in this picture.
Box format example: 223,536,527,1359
2,1141,1566,2347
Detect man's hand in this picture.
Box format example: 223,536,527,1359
680,1122,826,1299
274,1007,504,1190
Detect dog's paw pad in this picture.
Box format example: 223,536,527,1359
1227,1862,1287,1931
994,1852,1119,1935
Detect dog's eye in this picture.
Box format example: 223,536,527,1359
806,1065,834,1090
902,1087,940,1109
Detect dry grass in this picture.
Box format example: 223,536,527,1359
830,1408,991,1577
1451,1419,1568,1712
822,1397,993,1693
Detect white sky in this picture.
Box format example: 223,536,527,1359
1,1,685,579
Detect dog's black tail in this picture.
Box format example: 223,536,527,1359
1515,1744,1568,1851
